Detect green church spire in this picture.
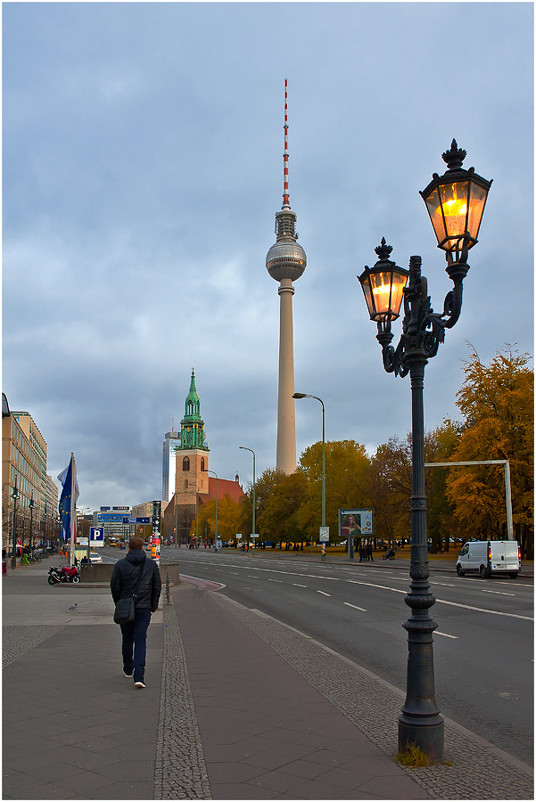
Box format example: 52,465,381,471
179,369,209,451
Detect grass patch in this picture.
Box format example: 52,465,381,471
396,743,453,768
396,743,430,768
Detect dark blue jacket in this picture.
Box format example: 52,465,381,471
110,549,161,612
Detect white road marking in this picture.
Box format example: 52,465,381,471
436,598,532,621
293,583,307,587
317,590,331,596
481,590,515,597
176,558,532,621
344,602,367,612
435,631,458,639
345,579,532,621
268,578,283,583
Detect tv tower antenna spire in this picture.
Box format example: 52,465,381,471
283,78,290,210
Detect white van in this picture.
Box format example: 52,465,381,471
456,540,521,578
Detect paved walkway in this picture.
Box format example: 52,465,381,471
2,557,533,800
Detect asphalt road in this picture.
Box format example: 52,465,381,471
158,547,533,766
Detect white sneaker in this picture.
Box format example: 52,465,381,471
134,681,146,689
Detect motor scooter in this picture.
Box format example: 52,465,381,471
48,565,80,585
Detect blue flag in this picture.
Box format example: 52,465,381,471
58,455,79,541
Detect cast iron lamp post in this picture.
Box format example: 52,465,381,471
358,141,491,762
293,393,326,550
239,446,256,549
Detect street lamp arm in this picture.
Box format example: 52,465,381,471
376,251,469,378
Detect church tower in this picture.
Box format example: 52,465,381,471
266,80,307,474
175,370,210,499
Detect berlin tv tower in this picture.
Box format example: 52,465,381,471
266,80,307,474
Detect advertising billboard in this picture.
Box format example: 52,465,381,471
338,509,374,538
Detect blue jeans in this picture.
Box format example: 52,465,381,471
120,608,151,682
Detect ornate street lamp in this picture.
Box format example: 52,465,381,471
358,142,491,762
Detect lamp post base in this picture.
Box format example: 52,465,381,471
398,716,444,763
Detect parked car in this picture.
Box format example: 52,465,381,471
456,540,521,578
89,552,102,564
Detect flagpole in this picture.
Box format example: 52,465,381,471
70,453,76,567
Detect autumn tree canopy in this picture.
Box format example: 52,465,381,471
444,346,533,556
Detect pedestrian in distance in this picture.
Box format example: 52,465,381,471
110,536,161,689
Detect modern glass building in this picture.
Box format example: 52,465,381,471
162,429,181,502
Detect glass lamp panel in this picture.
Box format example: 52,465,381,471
424,187,447,248
370,271,396,319
439,180,469,250
467,182,488,241
389,271,408,317
361,278,375,319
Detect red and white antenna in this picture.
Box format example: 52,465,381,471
282,78,290,210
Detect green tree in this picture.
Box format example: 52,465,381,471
367,424,461,552
238,468,287,544
445,345,533,557
197,494,242,543
367,437,412,546
261,472,308,544
297,440,370,543
424,421,462,552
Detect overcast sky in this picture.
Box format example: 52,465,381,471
3,2,533,511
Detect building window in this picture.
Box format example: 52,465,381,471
201,458,205,472
183,457,190,471
184,480,188,489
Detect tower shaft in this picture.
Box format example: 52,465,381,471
276,279,297,473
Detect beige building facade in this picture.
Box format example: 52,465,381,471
2,406,49,550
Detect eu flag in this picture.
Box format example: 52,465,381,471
58,455,79,541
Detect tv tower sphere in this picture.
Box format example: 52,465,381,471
266,210,307,282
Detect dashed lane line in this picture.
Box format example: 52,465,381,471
343,602,366,612
317,590,331,596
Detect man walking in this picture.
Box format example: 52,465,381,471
110,537,161,689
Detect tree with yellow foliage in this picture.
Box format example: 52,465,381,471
445,345,533,557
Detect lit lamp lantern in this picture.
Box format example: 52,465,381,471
421,139,492,255
358,238,409,322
